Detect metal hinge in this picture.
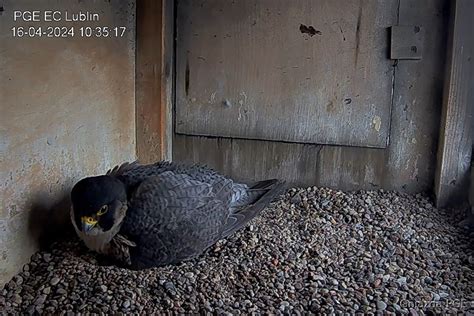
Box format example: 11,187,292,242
390,26,424,60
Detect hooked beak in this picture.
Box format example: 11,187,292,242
81,216,98,233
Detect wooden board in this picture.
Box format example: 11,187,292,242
175,0,398,148
136,0,174,163
173,0,448,193
435,0,474,208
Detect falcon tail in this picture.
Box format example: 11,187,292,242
221,179,286,238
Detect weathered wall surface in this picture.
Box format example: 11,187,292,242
174,0,449,193
0,0,136,284
176,0,398,148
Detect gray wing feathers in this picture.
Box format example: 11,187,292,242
106,161,139,176
112,161,223,189
230,183,249,205
122,171,232,268
221,179,285,238
115,161,285,268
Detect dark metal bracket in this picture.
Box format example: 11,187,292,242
390,26,424,60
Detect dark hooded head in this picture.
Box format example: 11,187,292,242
71,175,127,233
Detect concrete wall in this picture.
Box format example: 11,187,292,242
0,0,136,284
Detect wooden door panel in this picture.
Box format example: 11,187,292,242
176,0,398,148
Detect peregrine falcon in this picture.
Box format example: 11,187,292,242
70,161,285,269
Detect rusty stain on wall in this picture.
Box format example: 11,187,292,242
0,0,136,285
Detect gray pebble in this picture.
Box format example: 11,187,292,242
34,295,46,306
43,254,52,262
56,288,67,295
50,277,60,286
396,277,407,286
376,300,387,311
0,187,472,315
15,276,23,285
12,294,22,304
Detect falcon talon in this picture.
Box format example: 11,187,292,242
71,160,285,269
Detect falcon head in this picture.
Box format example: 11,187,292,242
71,176,127,234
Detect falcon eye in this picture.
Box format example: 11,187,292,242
97,205,108,216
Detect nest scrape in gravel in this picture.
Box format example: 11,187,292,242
1,187,473,314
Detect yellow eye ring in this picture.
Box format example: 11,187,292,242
97,205,108,216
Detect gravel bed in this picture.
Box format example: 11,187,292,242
1,187,473,314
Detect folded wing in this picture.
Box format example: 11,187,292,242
120,170,233,269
